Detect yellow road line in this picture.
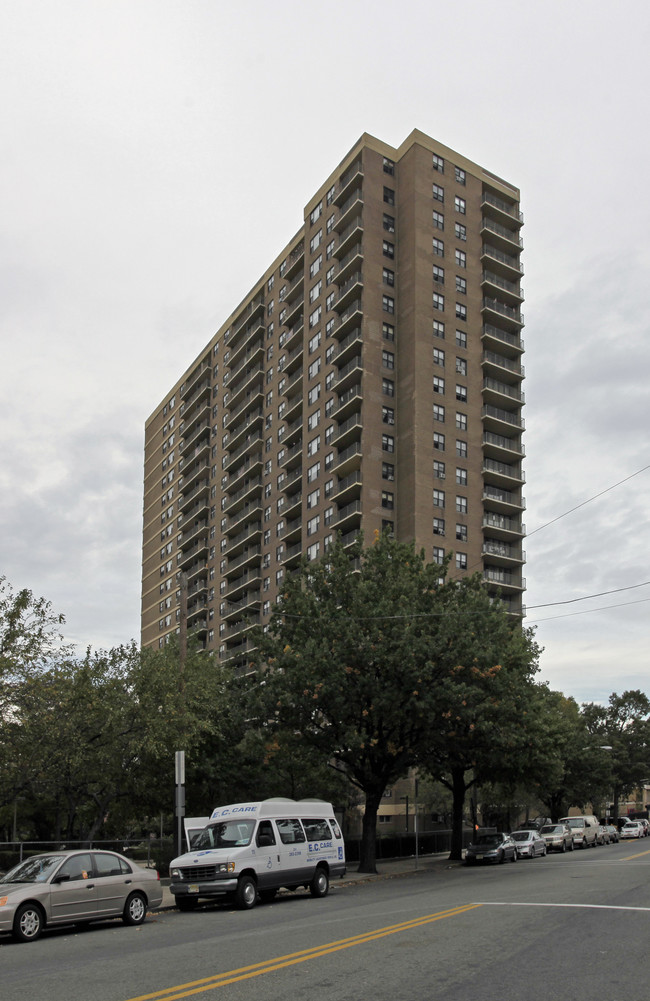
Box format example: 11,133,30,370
125,903,482,1001
620,847,650,861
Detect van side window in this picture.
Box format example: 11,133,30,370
303,819,332,841
256,820,276,847
276,818,306,844
330,819,342,839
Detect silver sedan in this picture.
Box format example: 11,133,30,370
511,830,547,858
0,849,163,943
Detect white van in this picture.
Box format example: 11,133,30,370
169,798,346,910
559,814,600,848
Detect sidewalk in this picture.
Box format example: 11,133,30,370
155,853,459,911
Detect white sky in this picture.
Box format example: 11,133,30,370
1,0,649,704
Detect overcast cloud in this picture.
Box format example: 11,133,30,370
1,0,649,703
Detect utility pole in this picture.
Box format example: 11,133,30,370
175,573,188,858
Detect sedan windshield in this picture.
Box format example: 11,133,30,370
541,825,562,835
192,820,255,850
0,855,65,884
511,832,533,842
475,835,501,846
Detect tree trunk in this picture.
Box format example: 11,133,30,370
449,765,468,861
358,787,383,873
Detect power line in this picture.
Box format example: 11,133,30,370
526,580,650,610
527,597,650,624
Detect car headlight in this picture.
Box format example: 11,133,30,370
169,867,180,878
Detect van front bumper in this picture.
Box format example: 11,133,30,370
170,877,238,899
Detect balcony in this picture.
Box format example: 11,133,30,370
283,415,303,447
284,466,303,495
334,160,363,206
178,438,210,472
332,412,362,449
483,568,526,594
335,272,363,313
482,512,525,540
335,243,363,285
482,404,525,434
482,540,525,568
333,441,362,476
283,341,303,376
481,350,524,382
482,377,525,408
283,294,304,331
481,323,524,359
228,337,265,388
333,299,363,340
483,431,525,461
334,191,364,234
224,544,262,578
284,392,302,425
481,217,523,254
481,271,523,305
226,521,263,558
178,536,209,570
333,354,363,394
180,405,211,448
482,457,525,488
228,295,265,352
179,477,210,513
179,518,209,551
284,270,304,306
226,408,264,454
284,320,304,353
224,476,263,516
227,454,264,495
284,243,305,281
284,491,302,518
482,297,524,332
480,244,523,284
181,359,211,401
180,458,210,493
332,469,362,505
334,217,364,259
224,430,263,474
481,190,524,226
333,384,363,422
278,440,303,471
226,387,265,431
482,485,525,515
333,327,363,368
282,515,302,544
282,542,303,568
180,380,211,422
225,501,263,538
226,365,264,413
336,498,362,531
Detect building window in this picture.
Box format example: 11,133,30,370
383,186,395,205
456,467,467,485
383,213,395,233
307,514,320,536
433,293,444,311
456,357,467,375
326,214,335,234
307,460,321,482
433,238,444,257
456,303,467,321
455,166,466,185
382,461,395,481
456,439,467,457
433,376,445,394
382,406,395,425
267,275,275,292
307,433,320,454
381,491,394,510
307,487,320,508
433,265,445,284
309,280,322,304
455,329,467,349
434,460,445,479
433,517,445,536
382,295,395,314
310,201,323,225
383,240,395,259
326,239,335,260
433,348,445,366
456,384,467,402
433,153,444,173
310,229,323,253
433,211,444,230
308,384,321,405
433,404,445,422
433,319,445,339
382,267,395,287
382,322,395,342
456,276,467,294
381,433,396,455
309,254,322,278
309,305,322,328
454,196,466,215
382,350,395,369
433,489,445,508
456,496,468,514
456,412,467,430
433,431,445,450
456,523,467,542
456,553,467,570
432,184,444,203
383,157,395,175
433,546,445,564
382,377,395,397
326,265,335,285
455,222,466,241
455,249,466,269
326,291,336,311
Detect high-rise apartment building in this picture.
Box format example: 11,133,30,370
142,129,525,665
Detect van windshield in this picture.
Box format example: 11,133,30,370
193,820,255,850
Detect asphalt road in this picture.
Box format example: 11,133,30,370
3,841,650,1001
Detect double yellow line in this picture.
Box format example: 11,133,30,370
126,903,482,1001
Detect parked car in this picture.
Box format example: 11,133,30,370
639,819,650,836
559,815,599,848
465,832,518,865
604,824,619,843
620,821,644,839
510,830,547,858
540,823,574,853
0,850,162,943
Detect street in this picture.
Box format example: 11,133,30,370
3,841,650,1001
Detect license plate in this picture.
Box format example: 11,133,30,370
475,854,483,859
187,884,200,894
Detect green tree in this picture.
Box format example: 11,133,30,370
582,691,650,820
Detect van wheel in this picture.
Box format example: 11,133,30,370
236,875,257,910
310,867,329,898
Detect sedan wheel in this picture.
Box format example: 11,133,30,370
123,892,147,926
13,903,44,943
